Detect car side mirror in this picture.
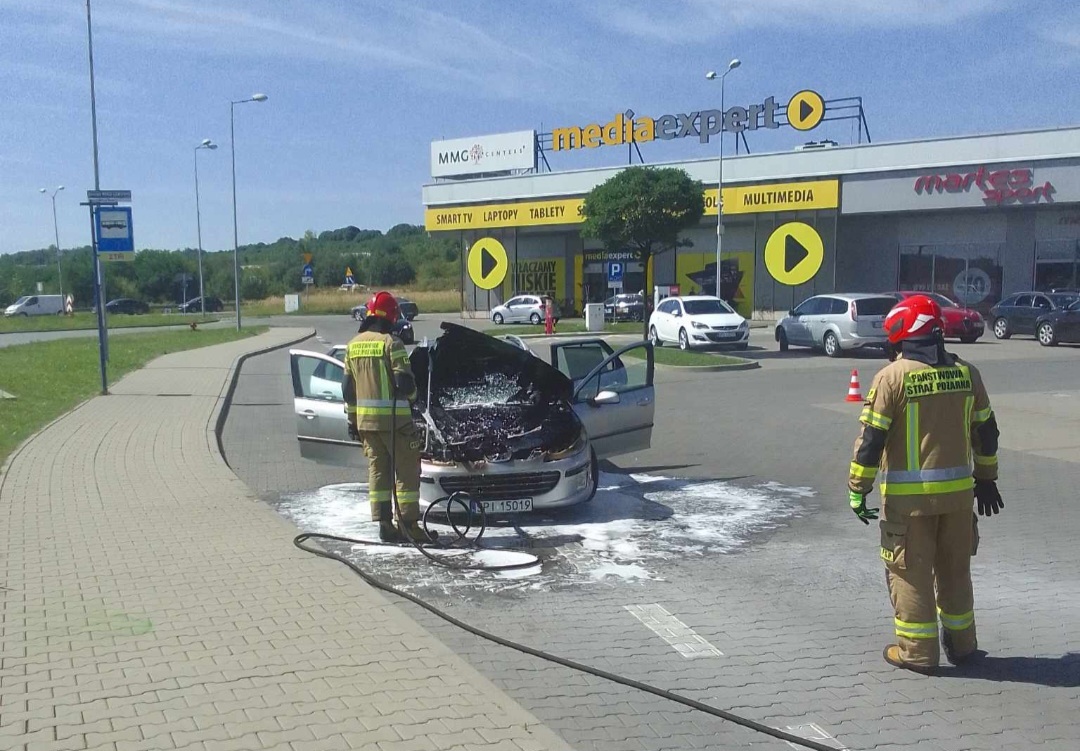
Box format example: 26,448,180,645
789,309,796,317
590,390,621,406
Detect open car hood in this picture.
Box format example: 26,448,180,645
409,323,582,463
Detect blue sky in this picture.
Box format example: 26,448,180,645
1,0,1079,256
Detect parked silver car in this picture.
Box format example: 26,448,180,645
490,295,545,325
775,293,896,356
289,324,655,514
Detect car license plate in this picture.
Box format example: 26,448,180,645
872,321,883,328
715,332,737,339
474,499,533,514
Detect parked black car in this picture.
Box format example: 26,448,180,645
989,292,1079,339
178,296,224,313
1035,299,1080,346
397,298,419,321
603,293,645,322
101,298,150,315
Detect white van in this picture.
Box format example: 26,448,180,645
4,295,65,317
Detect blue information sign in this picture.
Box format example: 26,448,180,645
607,261,624,282
96,206,134,262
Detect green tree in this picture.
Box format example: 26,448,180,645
581,166,704,338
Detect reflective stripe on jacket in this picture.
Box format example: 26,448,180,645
343,331,415,431
849,355,998,516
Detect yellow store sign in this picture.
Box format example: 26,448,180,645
426,179,838,231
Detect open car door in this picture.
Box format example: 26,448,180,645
551,340,655,459
289,349,358,467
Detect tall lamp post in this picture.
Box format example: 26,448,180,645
230,93,268,330
705,59,741,299
39,186,65,298
194,139,217,317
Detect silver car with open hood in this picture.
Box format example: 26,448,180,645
289,323,655,514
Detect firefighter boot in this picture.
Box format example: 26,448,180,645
375,501,403,544
883,645,936,675
397,503,439,545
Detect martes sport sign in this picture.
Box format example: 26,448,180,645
550,90,825,152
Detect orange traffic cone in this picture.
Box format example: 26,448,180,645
845,370,863,402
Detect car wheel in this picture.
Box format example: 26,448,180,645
649,325,662,347
678,328,690,351
959,336,978,344
823,331,841,358
584,450,599,503
777,328,789,352
1038,322,1058,347
492,312,504,325
993,317,1011,339
530,312,542,325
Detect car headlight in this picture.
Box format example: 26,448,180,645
545,433,586,461
738,320,749,329
691,321,710,330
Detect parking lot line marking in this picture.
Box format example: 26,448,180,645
624,604,723,659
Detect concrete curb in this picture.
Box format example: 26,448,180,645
208,327,316,466
653,357,761,373
0,317,223,337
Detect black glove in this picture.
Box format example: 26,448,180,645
849,490,879,525
974,479,1004,516
347,420,360,441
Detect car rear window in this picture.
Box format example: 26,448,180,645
854,297,897,317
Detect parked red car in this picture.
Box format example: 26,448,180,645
889,291,985,343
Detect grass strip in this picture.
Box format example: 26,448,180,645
493,320,645,336
624,347,749,367
0,314,220,334
0,326,265,467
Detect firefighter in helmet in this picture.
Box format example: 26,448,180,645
342,291,434,544
849,294,1003,672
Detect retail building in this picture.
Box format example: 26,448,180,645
424,101,1080,318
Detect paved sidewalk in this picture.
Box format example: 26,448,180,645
0,329,573,751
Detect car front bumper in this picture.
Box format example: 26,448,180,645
419,449,594,512
689,328,750,346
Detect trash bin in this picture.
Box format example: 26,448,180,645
585,303,605,332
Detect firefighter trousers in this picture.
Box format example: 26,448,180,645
359,424,421,523
880,509,977,667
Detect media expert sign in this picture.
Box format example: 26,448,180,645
425,180,839,231
431,130,536,178
551,90,824,152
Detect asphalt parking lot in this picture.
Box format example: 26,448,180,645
222,314,1080,751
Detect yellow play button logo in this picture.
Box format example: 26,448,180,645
467,237,509,290
765,222,824,286
787,90,825,131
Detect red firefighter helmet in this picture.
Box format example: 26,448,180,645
366,291,400,323
883,294,944,344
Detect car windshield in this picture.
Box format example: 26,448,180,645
1070,300,1080,312
12,296,29,305
683,299,733,315
854,297,898,316
1049,294,1079,308
926,293,958,308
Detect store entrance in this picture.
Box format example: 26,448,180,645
898,243,1005,315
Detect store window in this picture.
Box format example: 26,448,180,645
897,242,1005,315
1034,239,1080,292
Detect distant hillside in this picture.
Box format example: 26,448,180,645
0,224,459,307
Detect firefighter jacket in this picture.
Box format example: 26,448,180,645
342,330,417,432
849,351,999,516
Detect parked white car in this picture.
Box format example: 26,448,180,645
4,294,64,317
490,295,545,325
648,296,749,350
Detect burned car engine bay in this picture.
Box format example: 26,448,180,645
409,323,584,464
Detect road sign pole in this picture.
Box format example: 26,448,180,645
88,204,108,394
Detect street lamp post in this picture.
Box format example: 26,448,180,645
230,93,268,330
706,59,741,299
194,139,217,317
39,186,65,298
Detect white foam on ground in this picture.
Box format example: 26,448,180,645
278,472,814,594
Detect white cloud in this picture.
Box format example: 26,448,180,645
593,0,1003,42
